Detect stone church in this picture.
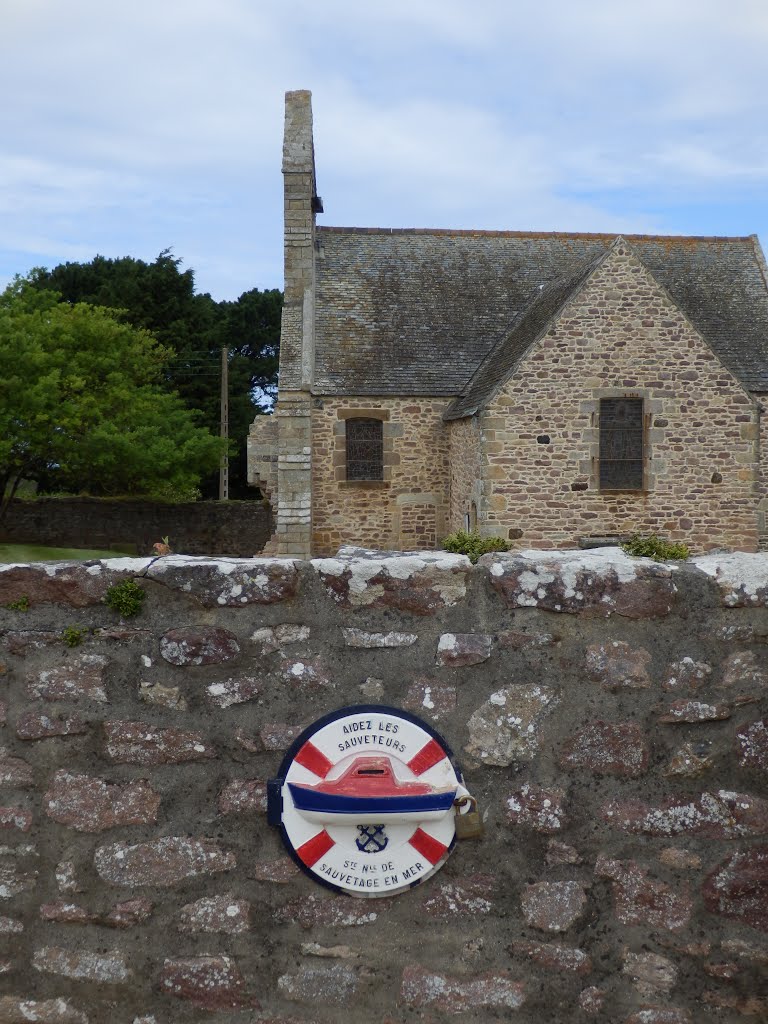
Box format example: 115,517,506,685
248,90,768,558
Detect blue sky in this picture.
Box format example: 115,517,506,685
2,0,767,300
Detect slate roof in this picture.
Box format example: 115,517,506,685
312,229,768,399
444,251,607,420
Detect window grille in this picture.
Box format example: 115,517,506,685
599,398,644,490
346,418,384,481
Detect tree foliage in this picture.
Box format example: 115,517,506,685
28,252,281,497
0,282,225,517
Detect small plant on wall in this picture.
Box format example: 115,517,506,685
62,625,87,648
622,534,690,561
442,530,511,564
5,595,30,611
105,579,146,617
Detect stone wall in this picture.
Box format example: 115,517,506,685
482,242,760,551
0,546,766,1022
448,414,482,534
246,415,278,500
0,497,272,557
311,397,451,555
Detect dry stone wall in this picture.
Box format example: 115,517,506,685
0,498,272,558
0,547,766,1022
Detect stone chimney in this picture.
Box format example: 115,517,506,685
271,90,321,557
279,89,321,391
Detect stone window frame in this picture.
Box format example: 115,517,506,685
334,408,395,488
345,417,385,481
583,389,657,494
598,397,645,491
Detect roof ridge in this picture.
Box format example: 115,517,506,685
317,226,754,242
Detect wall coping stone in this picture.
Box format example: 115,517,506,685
2,547,768,613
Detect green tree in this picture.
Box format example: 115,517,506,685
29,252,282,497
0,281,225,517
28,250,203,349
206,287,281,494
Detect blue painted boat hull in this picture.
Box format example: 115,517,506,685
287,783,457,825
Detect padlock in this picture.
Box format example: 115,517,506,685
454,796,484,840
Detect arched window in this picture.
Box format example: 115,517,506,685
346,418,384,481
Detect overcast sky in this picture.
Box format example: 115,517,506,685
2,0,767,301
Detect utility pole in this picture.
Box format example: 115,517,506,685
219,346,229,500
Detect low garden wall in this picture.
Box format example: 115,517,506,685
0,547,765,1022
0,497,272,557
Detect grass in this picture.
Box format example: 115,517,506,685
0,544,133,563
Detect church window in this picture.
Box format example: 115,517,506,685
599,398,644,490
346,418,384,481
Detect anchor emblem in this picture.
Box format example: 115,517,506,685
356,823,388,853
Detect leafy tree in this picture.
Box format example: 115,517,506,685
29,252,282,498
220,287,281,407
0,281,225,518
28,250,202,349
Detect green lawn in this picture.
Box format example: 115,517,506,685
0,544,134,563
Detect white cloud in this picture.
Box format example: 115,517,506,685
0,0,767,298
